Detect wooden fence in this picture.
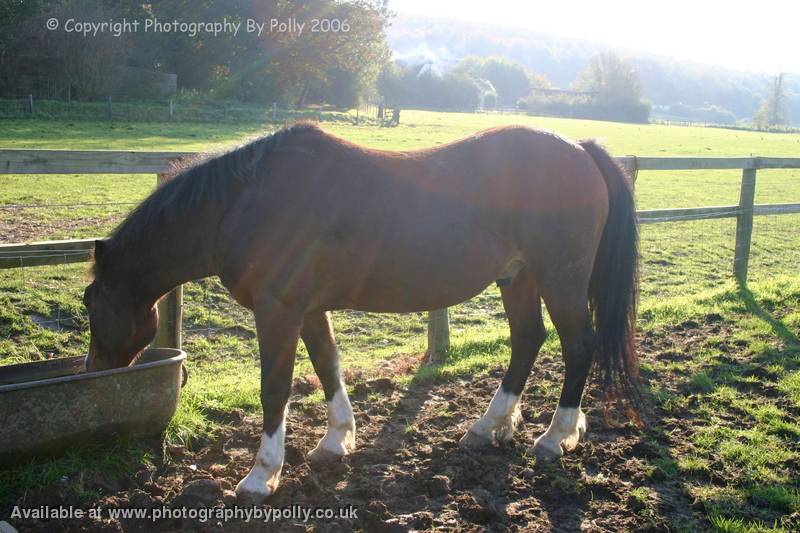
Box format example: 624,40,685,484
2,149,800,357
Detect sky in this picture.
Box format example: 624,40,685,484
389,0,798,74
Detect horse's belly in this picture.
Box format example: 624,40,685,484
324,243,520,313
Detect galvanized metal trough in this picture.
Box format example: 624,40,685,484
0,348,186,465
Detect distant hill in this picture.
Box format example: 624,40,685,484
387,15,799,125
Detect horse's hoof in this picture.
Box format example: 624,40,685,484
308,446,345,465
459,429,493,449
531,439,563,462
234,476,274,505
234,487,272,505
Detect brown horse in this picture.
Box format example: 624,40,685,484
83,123,639,501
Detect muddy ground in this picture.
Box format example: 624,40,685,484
0,213,122,244
5,319,767,532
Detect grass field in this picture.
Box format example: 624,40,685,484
1,110,800,530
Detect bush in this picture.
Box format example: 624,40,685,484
656,103,736,125
325,68,360,109
518,92,651,123
378,63,481,110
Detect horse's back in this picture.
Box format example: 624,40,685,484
345,125,608,214
216,125,610,311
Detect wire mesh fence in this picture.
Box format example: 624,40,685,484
2,156,799,368
0,213,795,367
0,96,383,125
749,213,800,284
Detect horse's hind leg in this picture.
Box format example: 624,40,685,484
300,311,356,463
532,288,594,460
460,272,546,447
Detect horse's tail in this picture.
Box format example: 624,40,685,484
580,140,641,410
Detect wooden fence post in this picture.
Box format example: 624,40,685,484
620,156,638,188
153,288,183,349
151,172,183,349
427,308,450,362
733,166,757,284
28,94,34,114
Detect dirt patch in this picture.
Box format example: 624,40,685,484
291,353,425,397
0,213,121,244
2,366,696,532
14,316,791,531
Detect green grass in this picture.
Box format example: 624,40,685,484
640,276,800,531
0,97,364,124
1,111,800,528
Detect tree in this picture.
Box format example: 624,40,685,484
571,52,650,123
147,0,390,105
377,62,413,106
0,0,392,105
0,0,55,24
453,56,549,107
573,52,642,104
325,67,360,108
753,74,788,129
2,0,129,98
377,62,481,110
527,71,552,92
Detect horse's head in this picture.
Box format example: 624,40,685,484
83,240,158,371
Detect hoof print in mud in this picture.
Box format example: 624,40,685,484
173,479,224,508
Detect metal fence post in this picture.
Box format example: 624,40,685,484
427,308,450,362
733,165,757,284
151,172,183,349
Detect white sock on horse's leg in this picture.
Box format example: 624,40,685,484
532,404,586,458
462,385,522,445
235,410,286,499
309,381,356,462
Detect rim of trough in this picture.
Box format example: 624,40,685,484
0,348,186,393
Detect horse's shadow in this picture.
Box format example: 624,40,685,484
302,346,592,530
632,283,800,529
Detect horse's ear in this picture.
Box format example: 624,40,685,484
93,239,107,261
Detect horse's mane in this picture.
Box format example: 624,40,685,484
93,122,321,277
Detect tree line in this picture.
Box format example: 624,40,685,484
0,0,390,107
0,0,650,122
380,53,651,123
4,0,784,127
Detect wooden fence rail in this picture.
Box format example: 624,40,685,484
2,149,800,358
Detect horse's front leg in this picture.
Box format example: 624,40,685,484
235,298,302,502
301,311,356,463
